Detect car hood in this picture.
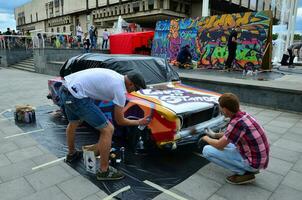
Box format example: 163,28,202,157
132,82,221,114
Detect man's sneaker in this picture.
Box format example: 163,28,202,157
65,150,83,163
226,173,255,185
96,166,125,181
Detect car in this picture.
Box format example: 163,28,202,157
47,53,227,151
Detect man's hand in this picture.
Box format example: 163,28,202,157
138,116,151,126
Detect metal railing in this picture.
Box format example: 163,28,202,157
0,32,110,50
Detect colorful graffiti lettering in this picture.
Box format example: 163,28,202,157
151,11,271,69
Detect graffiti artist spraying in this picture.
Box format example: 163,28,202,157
225,26,241,70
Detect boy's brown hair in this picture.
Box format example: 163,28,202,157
218,93,240,113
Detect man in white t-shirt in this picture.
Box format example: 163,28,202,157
76,23,83,48
59,68,149,180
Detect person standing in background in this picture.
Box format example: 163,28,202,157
102,29,109,50
76,23,83,48
225,26,240,71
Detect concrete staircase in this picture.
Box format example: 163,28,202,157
10,57,35,72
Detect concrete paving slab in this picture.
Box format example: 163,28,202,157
253,170,284,192
152,193,182,200
269,184,302,200
197,163,232,185
282,170,302,192
95,190,109,199
0,178,35,200
282,132,302,143
13,135,39,148
266,156,294,176
292,158,302,173
0,154,11,167
25,165,73,191
216,184,271,200
263,125,288,135
6,146,44,163
278,112,302,120
59,163,81,177
20,186,70,200
172,174,222,200
58,176,100,200
252,115,274,126
0,141,19,154
30,153,60,166
208,194,228,200
287,126,302,135
256,110,282,118
270,146,301,163
83,194,108,200
0,159,36,182
266,132,282,145
273,139,302,153
266,120,296,130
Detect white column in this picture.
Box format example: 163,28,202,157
290,0,298,45
202,0,209,17
285,0,294,50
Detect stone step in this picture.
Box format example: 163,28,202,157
13,63,35,69
12,65,35,72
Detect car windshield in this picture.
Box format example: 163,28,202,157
59,53,180,85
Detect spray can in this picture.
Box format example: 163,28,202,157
24,112,29,123
138,117,151,130
120,147,125,162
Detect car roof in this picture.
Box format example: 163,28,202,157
60,53,180,85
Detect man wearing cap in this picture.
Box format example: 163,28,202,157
59,68,149,180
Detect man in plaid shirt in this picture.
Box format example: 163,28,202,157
201,93,269,184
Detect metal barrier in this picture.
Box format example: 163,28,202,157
0,35,33,50
0,32,110,50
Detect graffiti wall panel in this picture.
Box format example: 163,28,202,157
151,11,271,70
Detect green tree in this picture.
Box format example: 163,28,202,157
272,33,278,40
293,34,302,40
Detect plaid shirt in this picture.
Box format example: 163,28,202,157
223,111,269,169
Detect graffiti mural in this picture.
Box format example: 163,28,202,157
151,11,272,70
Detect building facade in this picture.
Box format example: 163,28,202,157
14,0,287,35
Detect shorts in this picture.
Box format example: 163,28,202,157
59,86,108,129
77,36,82,42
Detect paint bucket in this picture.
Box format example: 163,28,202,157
14,105,36,123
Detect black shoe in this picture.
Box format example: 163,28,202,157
96,166,125,181
65,150,83,163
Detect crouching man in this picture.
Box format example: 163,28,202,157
201,93,269,184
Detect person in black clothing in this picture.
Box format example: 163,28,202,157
281,42,302,66
83,33,91,53
225,26,240,70
176,44,192,68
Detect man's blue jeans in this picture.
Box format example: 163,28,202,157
202,143,258,175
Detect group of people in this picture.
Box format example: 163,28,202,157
60,67,270,184
76,23,110,52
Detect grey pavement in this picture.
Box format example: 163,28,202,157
0,67,302,200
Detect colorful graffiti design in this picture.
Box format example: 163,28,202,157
151,11,271,69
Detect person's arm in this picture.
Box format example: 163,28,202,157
114,105,149,126
202,135,229,150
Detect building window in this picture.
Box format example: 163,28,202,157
57,27,60,32
36,12,38,21
63,26,66,32
51,28,54,32
30,14,33,22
